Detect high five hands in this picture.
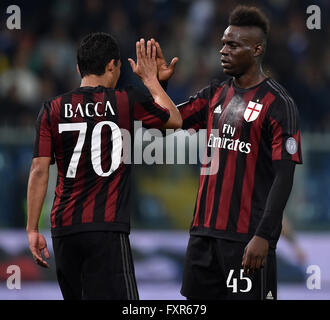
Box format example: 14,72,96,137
128,38,179,82
151,39,179,82
128,39,158,83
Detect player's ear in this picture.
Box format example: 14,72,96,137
106,59,116,73
254,43,264,58
76,65,81,76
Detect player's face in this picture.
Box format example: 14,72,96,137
220,26,255,77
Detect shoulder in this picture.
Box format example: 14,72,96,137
48,87,82,102
208,78,231,99
123,85,153,104
265,78,299,116
210,78,230,91
192,78,229,100
44,89,76,110
265,78,296,107
265,79,300,133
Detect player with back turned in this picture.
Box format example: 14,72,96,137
26,33,182,300
155,6,303,299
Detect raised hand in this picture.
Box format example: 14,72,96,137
150,39,179,82
128,39,157,84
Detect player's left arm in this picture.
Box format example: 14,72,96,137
242,160,295,274
26,157,51,268
242,94,303,274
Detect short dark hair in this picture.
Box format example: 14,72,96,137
77,32,120,78
229,5,269,37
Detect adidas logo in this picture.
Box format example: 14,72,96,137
266,291,274,300
214,104,222,114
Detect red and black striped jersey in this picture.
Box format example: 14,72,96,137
179,77,303,247
33,85,170,237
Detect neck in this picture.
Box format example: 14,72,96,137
233,64,267,89
80,75,115,88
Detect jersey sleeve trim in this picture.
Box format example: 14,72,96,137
33,102,55,164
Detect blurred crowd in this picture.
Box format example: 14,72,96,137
0,0,329,131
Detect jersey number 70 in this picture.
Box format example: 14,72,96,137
58,121,122,178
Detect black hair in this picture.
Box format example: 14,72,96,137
229,5,269,37
77,32,120,78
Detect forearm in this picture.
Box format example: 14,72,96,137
143,78,182,129
26,165,49,232
255,160,295,241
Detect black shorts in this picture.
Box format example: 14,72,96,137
181,235,277,300
52,231,139,300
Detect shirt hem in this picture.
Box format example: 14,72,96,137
51,222,130,238
190,226,277,249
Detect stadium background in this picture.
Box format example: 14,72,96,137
0,0,329,299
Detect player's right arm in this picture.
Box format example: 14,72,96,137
27,157,51,268
153,39,209,131
26,103,54,268
128,38,182,129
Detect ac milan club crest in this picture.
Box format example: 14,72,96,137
244,101,263,122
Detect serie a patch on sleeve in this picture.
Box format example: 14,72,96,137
285,137,298,155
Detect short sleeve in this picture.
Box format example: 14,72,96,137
33,102,55,164
268,96,303,164
177,85,210,132
127,86,170,129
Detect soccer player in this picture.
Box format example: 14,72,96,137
26,33,182,300
154,5,303,300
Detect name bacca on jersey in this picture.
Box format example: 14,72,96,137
64,101,115,118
